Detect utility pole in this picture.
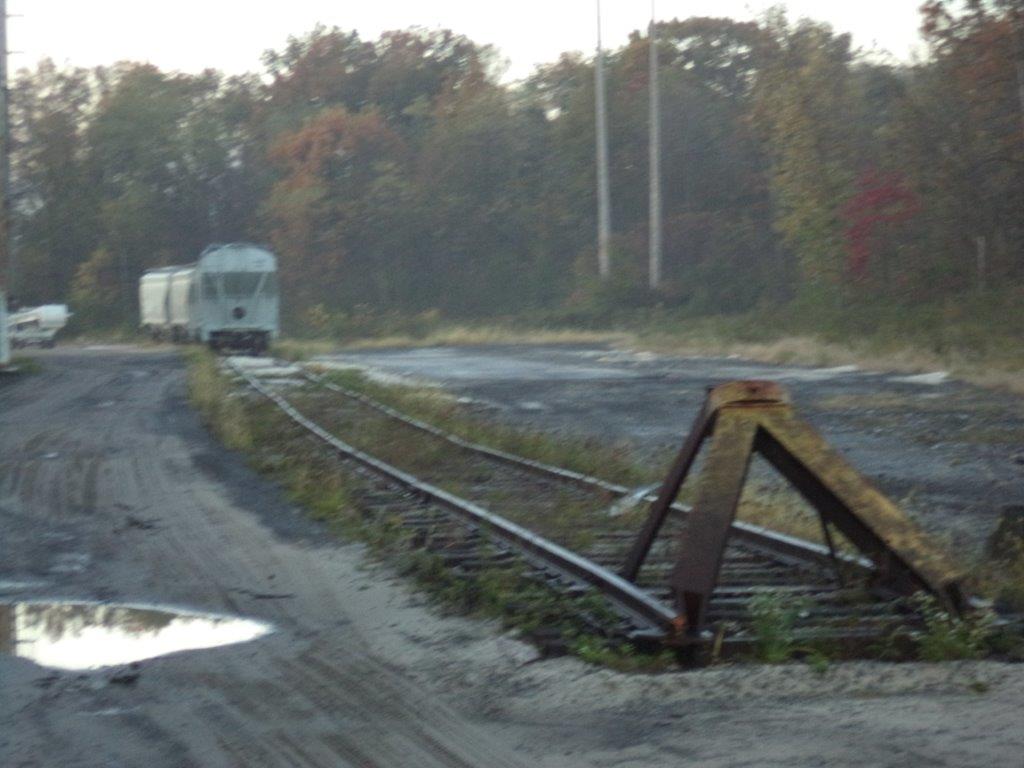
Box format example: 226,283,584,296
0,0,11,300
1014,4,1024,143
594,0,612,280
648,0,663,291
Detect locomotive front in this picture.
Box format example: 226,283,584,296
196,244,279,354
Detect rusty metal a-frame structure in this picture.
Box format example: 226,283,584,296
622,381,966,636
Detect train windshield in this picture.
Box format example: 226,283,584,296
205,272,277,299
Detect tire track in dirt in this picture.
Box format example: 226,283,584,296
0,349,536,768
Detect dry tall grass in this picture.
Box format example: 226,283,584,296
274,326,628,361
184,348,253,451
278,316,1023,395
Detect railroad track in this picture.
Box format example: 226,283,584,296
231,360,926,658
301,369,873,572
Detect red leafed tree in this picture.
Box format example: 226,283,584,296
841,169,919,281
265,107,407,310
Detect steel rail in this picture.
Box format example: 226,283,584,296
303,368,873,574
236,366,681,636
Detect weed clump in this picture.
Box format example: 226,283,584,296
747,591,809,663
6,356,44,375
568,635,677,672
911,594,995,662
185,349,253,450
979,511,1024,614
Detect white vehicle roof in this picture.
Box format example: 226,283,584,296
9,304,72,326
141,265,194,277
199,243,276,273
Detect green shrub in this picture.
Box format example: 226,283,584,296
913,594,995,662
568,635,677,672
748,591,808,663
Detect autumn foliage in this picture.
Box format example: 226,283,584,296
6,4,1024,330
842,170,920,280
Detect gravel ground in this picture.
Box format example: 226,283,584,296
1,346,1023,768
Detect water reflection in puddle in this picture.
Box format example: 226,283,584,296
0,602,272,670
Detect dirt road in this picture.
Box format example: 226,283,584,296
0,348,541,767
2,347,1023,768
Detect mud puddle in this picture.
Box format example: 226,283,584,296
0,601,271,670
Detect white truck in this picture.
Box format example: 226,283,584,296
8,304,71,348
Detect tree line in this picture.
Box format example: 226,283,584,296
7,1,1024,333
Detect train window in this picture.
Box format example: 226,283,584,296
202,274,219,298
222,272,262,298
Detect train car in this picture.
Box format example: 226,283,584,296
167,266,196,341
139,243,279,353
139,267,177,339
195,244,278,352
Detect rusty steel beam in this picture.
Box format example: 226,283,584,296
753,410,966,611
625,380,967,634
622,381,791,587
668,410,759,629
620,397,716,582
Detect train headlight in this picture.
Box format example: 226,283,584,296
232,306,246,319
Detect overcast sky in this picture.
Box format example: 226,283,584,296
10,1,929,81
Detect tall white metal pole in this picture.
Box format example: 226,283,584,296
1014,7,1024,143
648,0,663,290
595,0,612,280
0,0,11,299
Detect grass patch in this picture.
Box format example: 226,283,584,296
280,289,1024,395
736,479,832,547
184,348,253,451
399,551,611,638
273,326,627,363
747,591,809,663
568,635,676,672
2,355,44,376
973,541,1024,615
911,594,996,662
622,296,1024,395
396,549,675,667
314,368,649,489
63,324,148,344
288,385,633,553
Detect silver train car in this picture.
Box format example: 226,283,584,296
140,243,279,353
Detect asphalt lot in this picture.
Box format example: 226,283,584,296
318,344,1024,550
